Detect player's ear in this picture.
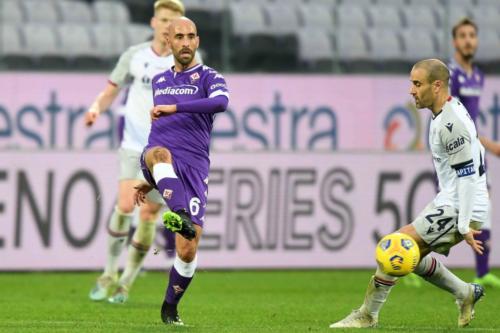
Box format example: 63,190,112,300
150,16,156,30
433,80,442,92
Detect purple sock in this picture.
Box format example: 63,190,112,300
475,229,490,277
165,266,193,305
162,229,176,258
156,177,186,212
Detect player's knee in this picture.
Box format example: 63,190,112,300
177,245,197,262
139,210,158,221
146,147,172,168
139,203,161,221
117,200,135,214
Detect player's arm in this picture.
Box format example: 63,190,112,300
84,83,121,127
151,96,228,120
441,122,483,254
480,136,500,157
85,46,135,127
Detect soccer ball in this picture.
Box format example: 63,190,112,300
375,233,420,276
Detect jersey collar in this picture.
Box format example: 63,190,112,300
171,63,202,74
450,57,478,79
433,96,452,119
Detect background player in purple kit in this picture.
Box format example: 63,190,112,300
134,17,229,326
449,18,500,288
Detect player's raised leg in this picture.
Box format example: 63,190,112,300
108,200,162,303
89,179,138,301
144,146,196,240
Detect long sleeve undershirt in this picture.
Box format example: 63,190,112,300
176,95,228,114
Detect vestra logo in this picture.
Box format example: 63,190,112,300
154,85,199,97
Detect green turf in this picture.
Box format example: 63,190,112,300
0,269,499,333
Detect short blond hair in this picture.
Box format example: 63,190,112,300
154,0,185,15
413,59,450,86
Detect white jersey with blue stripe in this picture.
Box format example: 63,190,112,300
429,97,489,222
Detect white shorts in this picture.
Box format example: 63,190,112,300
412,202,483,256
118,148,164,205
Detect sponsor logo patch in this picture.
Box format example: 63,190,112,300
154,85,199,97
445,136,465,153
210,82,227,90
456,163,476,177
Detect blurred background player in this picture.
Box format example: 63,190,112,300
330,59,487,329
134,17,229,325
85,0,187,304
481,137,500,157
449,18,500,288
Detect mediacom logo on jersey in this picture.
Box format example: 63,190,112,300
154,85,199,97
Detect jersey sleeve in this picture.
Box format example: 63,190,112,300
108,47,135,88
439,119,474,175
204,69,229,100
449,68,460,98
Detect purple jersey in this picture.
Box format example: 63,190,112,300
449,58,484,123
148,64,229,174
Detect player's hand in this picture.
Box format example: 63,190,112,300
463,230,484,255
134,182,154,206
84,110,99,127
150,105,177,121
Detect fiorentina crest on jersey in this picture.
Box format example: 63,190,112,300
190,72,200,84
163,189,173,199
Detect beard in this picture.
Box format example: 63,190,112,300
458,45,476,61
174,50,194,66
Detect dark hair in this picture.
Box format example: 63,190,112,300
452,17,478,38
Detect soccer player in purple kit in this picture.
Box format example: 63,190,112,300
449,18,500,288
134,17,229,325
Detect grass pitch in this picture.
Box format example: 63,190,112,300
0,269,499,333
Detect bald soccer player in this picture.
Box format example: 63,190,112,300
330,59,488,329
134,17,229,326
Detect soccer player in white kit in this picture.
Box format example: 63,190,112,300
330,59,488,329
85,0,188,303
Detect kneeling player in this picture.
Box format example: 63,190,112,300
330,59,489,328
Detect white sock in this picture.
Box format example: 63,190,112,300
103,206,133,277
414,256,469,300
119,221,156,288
360,268,398,318
174,254,197,277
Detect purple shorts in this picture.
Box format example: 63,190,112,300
140,149,208,227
